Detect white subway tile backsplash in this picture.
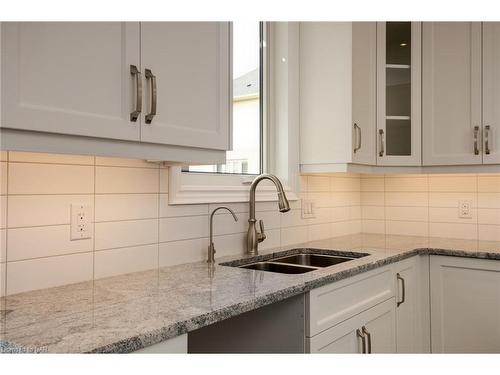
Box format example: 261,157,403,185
308,223,331,241
386,220,428,237
95,219,158,251
160,194,207,218
478,225,500,241
280,226,308,247
0,151,7,161
385,176,428,192
0,229,6,263
7,252,93,295
211,232,246,258
8,225,93,261
95,244,158,279
385,192,428,207
361,192,384,206
159,238,208,267
0,195,6,228
362,219,385,234
95,156,158,168
429,222,477,240
478,175,500,193
8,195,93,228
160,215,208,242
95,194,157,222
429,207,477,223
332,220,361,237
160,169,169,193
259,229,281,251
362,206,385,220
331,177,360,192
429,175,477,192
0,262,6,297
386,206,428,222
95,166,158,194
308,176,330,192
478,193,500,209
9,151,94,165
361,177,384,192
478,209,500,225
429,192,477,208
0,162,7,195
9,163,94,194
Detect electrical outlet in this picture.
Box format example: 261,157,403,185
71,204,91,240
458,200,472,219
301,199,316,219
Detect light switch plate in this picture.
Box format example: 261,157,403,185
71,204,91,240
301,199,316,219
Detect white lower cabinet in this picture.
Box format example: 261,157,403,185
307,299,396,353
394,256,431,353
430,255,500,353
306,257,428,353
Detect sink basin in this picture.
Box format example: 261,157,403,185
240,262,315,274
222,249,369,275
272,254,354,268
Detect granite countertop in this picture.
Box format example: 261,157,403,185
2,233,500,353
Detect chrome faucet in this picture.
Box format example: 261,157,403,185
247,174,290,255
208,206,238,264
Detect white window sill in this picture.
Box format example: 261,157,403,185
168,167,298,205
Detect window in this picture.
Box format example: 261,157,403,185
183,21,263,175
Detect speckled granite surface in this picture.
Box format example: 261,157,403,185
2,233,500,353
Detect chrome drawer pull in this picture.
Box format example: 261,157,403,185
130,65,142,122
145,68,157,124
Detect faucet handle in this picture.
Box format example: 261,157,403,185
257,220,267,243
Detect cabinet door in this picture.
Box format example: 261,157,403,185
308,299,396,353
376,22,421,166
394,256,431,353
1,22,141,141
430,256,500,353
139,22,230,150
422,22,482,166
483,22,500,164
352,22,376,165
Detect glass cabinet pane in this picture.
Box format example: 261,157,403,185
386,119,411,156
386,68,411,116
384,21,412,157
386,22,411,65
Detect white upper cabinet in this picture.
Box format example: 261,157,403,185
352,22,377,165
299,22,353,168
1,22,141,141
482,22,500,164
376,22,422,166
139,22,230,150
422,22,482,166
1,22,231,163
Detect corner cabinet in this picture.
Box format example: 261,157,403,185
430,256,500,353
0,22,231,164
376,22,422,166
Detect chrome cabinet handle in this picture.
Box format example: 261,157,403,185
362,326,372,354
145,68,157,124
485,125,491,155
356,328,366,354
396,273,406,307
473,126,480,155
378,129,385,157
353,123,362,153
130,65,142,122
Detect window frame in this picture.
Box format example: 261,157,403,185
168,22,300,205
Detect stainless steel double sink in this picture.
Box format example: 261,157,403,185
230,251,368,274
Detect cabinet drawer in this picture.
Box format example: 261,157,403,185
306,298,396,353
306,265,394,336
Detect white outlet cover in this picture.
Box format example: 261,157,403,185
301,199,316,219
458,200,472,219
71,203,92,240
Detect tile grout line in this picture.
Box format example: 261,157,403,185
4,151,9,298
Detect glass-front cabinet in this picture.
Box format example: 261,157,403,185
377,22,422,166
